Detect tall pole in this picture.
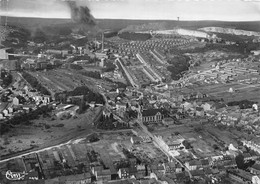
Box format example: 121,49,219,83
0,13,1,46
101,32,104,52
1,0,8,27
5,0,7,27
0,0,2,46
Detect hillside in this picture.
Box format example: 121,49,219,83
199,27,260,37
3,17,260,33
119,22,169,33
116,20,260,33
0,25,31,47
0,26,10,44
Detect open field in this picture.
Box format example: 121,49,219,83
203,82,260,103
180,80,260,103
0,106,102,160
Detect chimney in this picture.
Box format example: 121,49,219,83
101,32,104,52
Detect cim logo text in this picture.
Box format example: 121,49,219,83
5,170,38,181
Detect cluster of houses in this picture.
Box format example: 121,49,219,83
182,53,260,87
213,106,260,133
0,84,51,120
114,37,192,56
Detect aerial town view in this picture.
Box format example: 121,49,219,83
0,0,260,183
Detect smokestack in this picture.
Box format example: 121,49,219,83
67,1,96,26
102,32,104,52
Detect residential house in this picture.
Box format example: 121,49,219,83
8,107,13,114
190,170,204,180
13,97,19,106
150,163,165,175
201,102,213,111
0,112,5,119
130,136,142,144
2,109,9,117
164,162,176,174
157,163,166,175
89,101,95,108
161,102,171,110
224,159,237,169
186,108,195,117
50,59,62,66
103,108,111,119
36,61,48,70
195,107,205,116
27,89,38,97
22,104,36,112
201,159,210,168
181,102,193,111
93,166,112,182
116,102,126,117
209,155,224,165
168,142,184,150
185,160,202,171
34,95,51,104
250,163,260,175
135,164,146,179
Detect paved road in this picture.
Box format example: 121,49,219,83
135,119,192,179
0,107,104,162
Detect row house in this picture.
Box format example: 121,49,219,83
250,163,260,175
243,139,260,154
210,155,236,168
227,169,260,184
150,163,165,175
243,153,259,162
117,164,148,180
184,160,202,171
33,95,51,105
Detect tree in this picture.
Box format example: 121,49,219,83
32,28,47,43
109,113,114,120
213,144,220,150
235,154,245,169
182,140,192,149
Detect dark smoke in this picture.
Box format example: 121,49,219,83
67,1,96,26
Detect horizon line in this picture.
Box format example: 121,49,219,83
1,15,260,23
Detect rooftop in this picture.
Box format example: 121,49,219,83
142,108,167,117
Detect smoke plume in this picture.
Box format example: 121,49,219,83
67,1,96,26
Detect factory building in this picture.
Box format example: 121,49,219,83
0,48,14,60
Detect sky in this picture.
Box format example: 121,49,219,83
0,0,260,21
